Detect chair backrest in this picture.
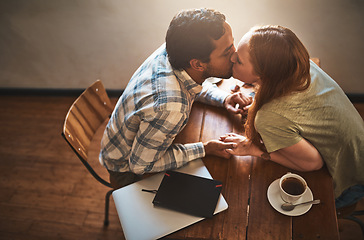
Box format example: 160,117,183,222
62,80,114,187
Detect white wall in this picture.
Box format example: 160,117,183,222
0,0,363,93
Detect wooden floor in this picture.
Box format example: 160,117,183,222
0,95,363,240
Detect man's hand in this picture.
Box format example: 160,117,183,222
203,140,237,159
223,92,252,114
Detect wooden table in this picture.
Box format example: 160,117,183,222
167,79,339,240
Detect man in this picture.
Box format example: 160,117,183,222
99,9,252,188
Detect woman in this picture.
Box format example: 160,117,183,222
221,25,364,208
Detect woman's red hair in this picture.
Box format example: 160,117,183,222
244,26,311,150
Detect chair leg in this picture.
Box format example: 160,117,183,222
346,210,364,237
353,210,364,216
104,189,114,226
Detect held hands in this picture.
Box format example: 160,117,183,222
223,92,252,115
219,133,260,156
203,140,237,159
204,133,263,159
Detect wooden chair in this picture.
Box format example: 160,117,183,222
337,200,364,237
62,80,115,226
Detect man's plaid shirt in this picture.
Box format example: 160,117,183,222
99,44,228,174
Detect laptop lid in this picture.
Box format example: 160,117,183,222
112,159,228,240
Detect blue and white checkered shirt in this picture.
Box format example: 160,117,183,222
99,44,228,174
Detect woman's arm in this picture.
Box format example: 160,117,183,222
269,138,324,171
222,133,324,172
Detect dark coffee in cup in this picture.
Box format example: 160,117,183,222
281,177,305,195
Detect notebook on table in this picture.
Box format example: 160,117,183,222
112,159,228,240
152,170,222,218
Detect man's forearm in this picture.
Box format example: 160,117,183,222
129,142,205,174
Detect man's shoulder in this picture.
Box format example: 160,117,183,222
133,44,175,81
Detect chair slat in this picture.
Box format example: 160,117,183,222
63,80,113,162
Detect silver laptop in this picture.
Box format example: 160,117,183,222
112,159,228,240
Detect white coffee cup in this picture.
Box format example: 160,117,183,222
279,172,307,203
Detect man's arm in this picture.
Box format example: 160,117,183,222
128,110,200,174
196,80,252,114
196,80,228,106
129,110,234,175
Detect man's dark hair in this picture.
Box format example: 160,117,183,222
166,8,226,70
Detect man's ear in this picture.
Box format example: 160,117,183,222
189,59,207,72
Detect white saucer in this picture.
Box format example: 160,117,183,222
267,179,313,216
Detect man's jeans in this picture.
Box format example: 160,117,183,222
335,184,364,209
108,170,142,189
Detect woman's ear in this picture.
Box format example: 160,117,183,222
189,59,207,72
